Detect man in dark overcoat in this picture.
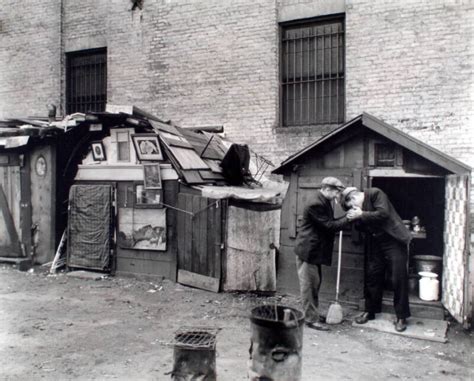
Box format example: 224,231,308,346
294,177,349,330
341,186,412,332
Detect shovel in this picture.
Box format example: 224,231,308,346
326,230,344,324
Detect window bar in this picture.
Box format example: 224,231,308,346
299,36,303,125
285,38,289,126
95,56,98,111
306,33,311,124
328,26,332,124
96,55,100,111
73,61,77,113
86,59,90,112
89,57,93,111
103,57,107,109
321,29,325,124
293,36,296,126
79,58,82,112
66,61,70,114
313,29,318,123
85,57,89,112
335,27,339,123
98,57,102,111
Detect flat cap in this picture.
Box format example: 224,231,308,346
340,186,358,201
321,177,345,190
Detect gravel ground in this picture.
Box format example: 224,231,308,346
0,265,472,380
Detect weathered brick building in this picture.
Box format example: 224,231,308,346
1,0,472,170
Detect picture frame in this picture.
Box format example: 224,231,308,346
143,163,162,189
131,133,163,161
91,141,106,161
134,183,163,209
118,208,167,251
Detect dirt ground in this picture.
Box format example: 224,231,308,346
0,265,472,381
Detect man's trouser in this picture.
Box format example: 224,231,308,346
296,257,322,323
365,234,411,319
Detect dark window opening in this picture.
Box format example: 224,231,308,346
66,48,107,114
281,16,345,126
375,143,396,167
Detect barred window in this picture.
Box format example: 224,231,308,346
66,48,107,114
281,16,345,126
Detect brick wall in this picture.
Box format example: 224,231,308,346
1,0,472,170
0,0,61,118
345,0,474,169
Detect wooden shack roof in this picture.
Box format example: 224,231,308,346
149,120,227,185
273,113,471,175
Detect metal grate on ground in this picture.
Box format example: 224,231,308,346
171,327,220,350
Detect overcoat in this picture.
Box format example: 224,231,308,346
356,188,412,245
294,191,347,266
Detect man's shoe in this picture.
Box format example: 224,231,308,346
395,318,407,332
305,321,330,331
354,312,375,324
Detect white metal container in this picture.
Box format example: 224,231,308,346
418,271,439,301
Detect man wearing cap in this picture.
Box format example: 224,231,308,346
341,186,411,332
294,177,349,330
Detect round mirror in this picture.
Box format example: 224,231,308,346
35,155,47,177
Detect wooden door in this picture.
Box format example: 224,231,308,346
278,168,365,302
297,171,364,304
0,153,30,258
442,174,471,328
176,193,225,292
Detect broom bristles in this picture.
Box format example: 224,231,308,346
326,302,343,325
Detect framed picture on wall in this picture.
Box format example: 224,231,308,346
143,163,162,189
134,183,163,208
91,141,106,161
132,133,163,161
118,208,167,251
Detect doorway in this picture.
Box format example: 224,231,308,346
370,176,446,317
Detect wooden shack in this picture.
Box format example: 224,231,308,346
273,113,472,328
66,106,283,292
0,121,63,269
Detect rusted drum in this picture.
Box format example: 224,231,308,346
248,305,304,381
171,329,216,381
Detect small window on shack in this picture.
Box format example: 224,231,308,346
280,15,345,127
117,131,130,162
374,143,396,167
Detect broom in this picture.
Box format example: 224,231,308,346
326,230,344,324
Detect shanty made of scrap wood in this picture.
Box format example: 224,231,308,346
1,110,472,329
273,113,472,329
0,104,287,294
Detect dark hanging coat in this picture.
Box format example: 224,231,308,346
294,191,348,266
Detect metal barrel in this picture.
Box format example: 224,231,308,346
248,305,304,381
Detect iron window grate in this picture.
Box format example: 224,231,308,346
66,48,107,114
281,16,345,126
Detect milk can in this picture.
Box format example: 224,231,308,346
418,271,439,301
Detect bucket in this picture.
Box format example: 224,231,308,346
249,305,304,381
171,328,217,380
413,255,442,276
418,271,439,301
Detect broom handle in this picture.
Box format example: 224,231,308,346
335,231,343,302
